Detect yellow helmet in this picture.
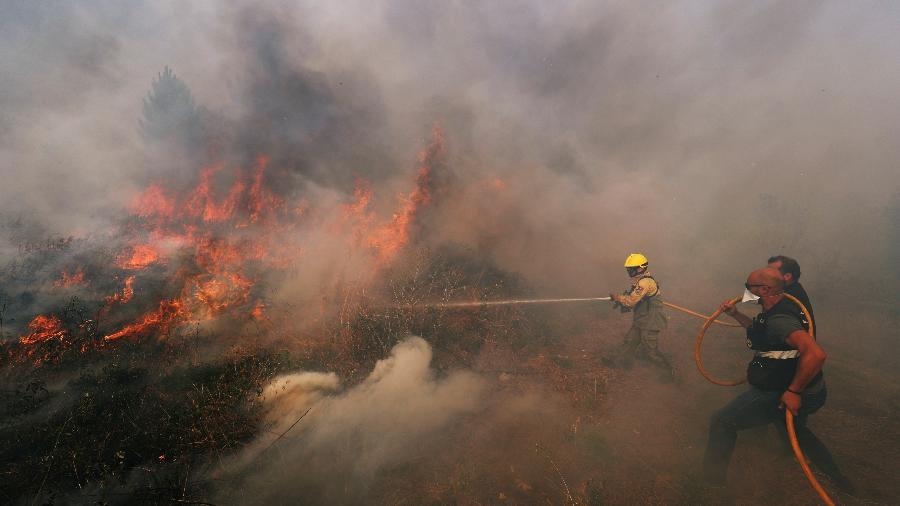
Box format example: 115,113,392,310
624,253,648,268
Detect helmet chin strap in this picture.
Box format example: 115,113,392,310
627,267,648,279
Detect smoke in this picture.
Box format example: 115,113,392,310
2,1,897,289
0,0,896,351
221,336,487,503
3,2,900,502
0,0,896,383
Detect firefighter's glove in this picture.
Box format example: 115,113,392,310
610,295,630,313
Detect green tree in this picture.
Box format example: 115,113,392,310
139,66,199,147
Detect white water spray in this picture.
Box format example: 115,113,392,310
408,296,612,308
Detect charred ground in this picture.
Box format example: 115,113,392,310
2,9,900,501
2,242,899,505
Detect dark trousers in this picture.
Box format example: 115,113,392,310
617,325,671,369
702,383,842,485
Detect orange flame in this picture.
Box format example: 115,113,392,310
20,315,66,345
54,268,86,288
364,127,442,263
103,299,187,341
250,301,265,320
117,244,159,270
192,273,253,316
248,155,284,224
366,166,432,263
342,181,373,219
105,276,135,305
196,239,234,271
96,130,444,346
130,183,176,220
186,163,246,222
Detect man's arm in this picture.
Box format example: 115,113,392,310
780,329,827,414
614,278,656,308
720,300,753,328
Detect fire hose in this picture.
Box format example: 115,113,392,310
662,301,742,328
694,294,835,506
419,297,741,328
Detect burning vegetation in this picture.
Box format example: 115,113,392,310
0,65,590,504
6,3,900,504
0,81,616,501
3,34,892,506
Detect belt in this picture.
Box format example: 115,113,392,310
755,350,799,359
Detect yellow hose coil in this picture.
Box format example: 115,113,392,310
663,301,742,327
693,296,745,386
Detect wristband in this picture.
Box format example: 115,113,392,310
786,388,802,395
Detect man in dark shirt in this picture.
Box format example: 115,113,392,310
767,255,815,325
701,267,852,493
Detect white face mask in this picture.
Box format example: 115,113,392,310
741,288,761,303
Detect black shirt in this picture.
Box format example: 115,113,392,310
785,282,815,331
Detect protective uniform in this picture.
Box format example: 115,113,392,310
607,254,672,375
617,274,668,331
613,272,670,370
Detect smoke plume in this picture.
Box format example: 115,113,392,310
2,1,900,503
221,336,487,503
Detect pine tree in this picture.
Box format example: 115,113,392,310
139,66,198,145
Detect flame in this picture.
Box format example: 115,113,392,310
363,127,442,263
20,315,66,345
366,166,433,263
54,268,86,288
117,244,159,270
248,155,284,224
43,129,445,350
250,301,265,320
186,162,246,222
103,299,187,341
342,181,373,219
105,276,135,305
191,273,253,316
130,183,176,220
194,238,241,271
9,132,450,365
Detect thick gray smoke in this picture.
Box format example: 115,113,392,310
221,336,488,503
1,0,897,363
2,1,898,298
3,2,899,503
1,0,897,381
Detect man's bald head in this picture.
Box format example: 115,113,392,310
747,267,785,290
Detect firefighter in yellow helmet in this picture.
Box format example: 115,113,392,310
605,253,674,378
